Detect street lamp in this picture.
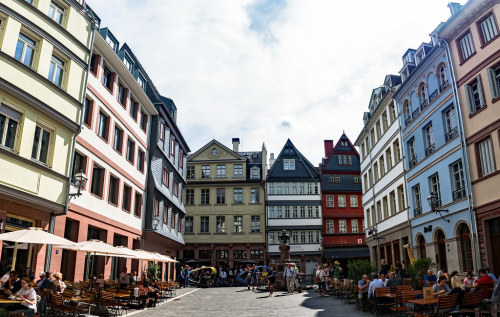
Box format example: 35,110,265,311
69,170,88,201
427,192,449,222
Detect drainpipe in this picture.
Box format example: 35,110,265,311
440,39,479,272
44,15,98,272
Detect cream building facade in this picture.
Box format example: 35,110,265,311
182,139,267,267
0,0,93,273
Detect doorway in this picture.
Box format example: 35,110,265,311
305,259,318,274
0,215,34,273
436,230,447,272
488,218,500,275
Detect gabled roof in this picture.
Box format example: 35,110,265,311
187,139,246,162
267,139,319,180
321,133,360,172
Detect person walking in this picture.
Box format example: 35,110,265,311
283,262,296,295
267,266,275,296
228,267,234,286
250,264,259,291
220,269,227,287
184,265,190,288
316,266,327,296
292,263,300,292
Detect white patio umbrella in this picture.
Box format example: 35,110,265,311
0,227,78,269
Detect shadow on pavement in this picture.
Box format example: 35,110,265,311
300,289,366,317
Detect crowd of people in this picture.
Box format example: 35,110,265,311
313,261,344,297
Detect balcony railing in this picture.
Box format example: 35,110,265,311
425,143,435,156
445,127,458,142
412,108,420,119
429,89,438,103
405,116,412,127
414,206,422,216
453,187,466,201
420,100,428,112
439,80,450,93
409,156,418,168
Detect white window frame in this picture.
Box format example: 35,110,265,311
338,195,346,208
351,220,359,233
283,159,295,170
48,54,65,87
48,2,65,25
326,220,334,234
350,195,358,208
15,33,37,67
326,195,334,208
31,123,53,164
339,219,347,233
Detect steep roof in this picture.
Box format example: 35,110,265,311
187,139,247,162
321,133,360,172
267,139,319,181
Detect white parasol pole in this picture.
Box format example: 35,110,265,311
11,242,18,270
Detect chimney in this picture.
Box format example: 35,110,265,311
232,138,240,152
269,153,275,168
324,140,334,157
448,2,462,15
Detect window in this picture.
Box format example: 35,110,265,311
250,250,264,259
216,216,225,233
308,231,313,243
90,53,98,74
479,13,498,44
444,106,457,141
487,65,500,99
215,250,228,259
233,250,246,259
201,189,210,204
216,188,225,204
307,206,313,218
326,195,334,207
250,188,260,203
97,112,109,141
199,250,211,259
390,191,397,215
123,55,133,72
153,197,160,220
284,183,289,194
385,148,392,170
179,151,184,169
137,74,146,91
31,125,52,164
251,216,260,233
424,123,434,156
458,31,475,61
379,156,385,177
408,138,417,168
130,99,138,120
478,137,495,176
351,220,359,233
350,195,358,208
298,206,304,218
0,104,21,149
326,220,334,234
465,76,485,113
390,103,396,123
211,148,217,156
429,173,441,206
307,183,312,194
300,231,306,244
339,220,347,233
234,164,243,176
129,193,141,218
185,217,193,233
292,231,298,244
72,152,86,183
299,183,304,194
373,162,379,182
108,175,119,205
291,183,297,194
126,138,135,163
200,216,209,233
102,66,113,91
83,98,92,127
393,140,401,162
201,165,210,178
185,189,194,205
268,206,275,218
382,111,388,131
276,183,282,194
315,206,320,217
90,164,104,197
118,83,127,106
122,184,131,212
15,33,36,67
48,55,65,87
233,216,243,233
187,166,195,179
251,168,259,179
383,196,389,219
419,83,427,106
438,63,448,90
376,121,381,140
283,159,295,170
216,165,226,177
278,206,283,218
338,195,346,208
140,111,147,131
397,185,405,210
113,126,123,152
162,167,169,187
234,188,243,204
137,149,145,172
172,211,176,231
413,185,422,216
451,161,466,200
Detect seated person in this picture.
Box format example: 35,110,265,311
7,278,37,317
386,272,401,292
95,274,105,288
486,267,497,281
424,270,437,286
52,272,66,293
450,271,467,291
473,268,493,298
2,270,22,296
463,271,476,288
433,276,451,296
22,268,36,284
36,272,50,290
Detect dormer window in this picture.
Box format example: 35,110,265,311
105,34,117,51
123,54,133,72
283,159,295,170
137,73,146,91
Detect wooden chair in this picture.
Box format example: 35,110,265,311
434,293,458,317
393,285,411,293
374,287,393,316
389,290,419,316
99,291,128,316
456,291,484,315
48,292,87,317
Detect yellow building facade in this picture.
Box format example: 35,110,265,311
0,0,93,273
182,139,267,268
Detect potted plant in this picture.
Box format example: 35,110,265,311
407,257,434,290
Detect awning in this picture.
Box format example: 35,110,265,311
324,247,370,259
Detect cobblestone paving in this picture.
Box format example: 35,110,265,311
130,286,368,317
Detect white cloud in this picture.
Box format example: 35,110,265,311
87,0,460,164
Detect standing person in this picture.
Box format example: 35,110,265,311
267,266,275,296
333,261,343,280
119,267,129,289
312,264,318,277
283,262,296,295
250,264,259,291
220,268,227,287
179,266,185,288
379,259,390,276
316,266,327,297
292,264,300,292
380,273,388,287
7,278,37,317
358,275,370,311
184,265,190,288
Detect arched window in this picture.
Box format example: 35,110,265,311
403,100,411,120
459,224,473,271
418,235,426,259
435,230,448,272
437,63,447,89
419,83,427,105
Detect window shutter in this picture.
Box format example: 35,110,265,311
465,85,474,113
477,75,485,106
487,68,499,99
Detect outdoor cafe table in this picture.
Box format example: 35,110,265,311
0,298,23,304
408,297,439,314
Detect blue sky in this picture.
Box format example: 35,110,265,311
87,0,462,165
